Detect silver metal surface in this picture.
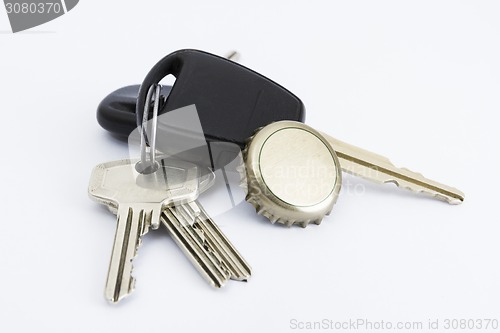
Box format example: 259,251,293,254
321,134,464,204
104,204,150,304
243,121,342,227
149,85,161,165
89,158,206,303
162,201,251,288
225,50,240,62
139,84,161,173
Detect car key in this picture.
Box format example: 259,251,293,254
241,121,464,227
97,49,305,170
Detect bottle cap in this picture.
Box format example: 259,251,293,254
242,121,342,227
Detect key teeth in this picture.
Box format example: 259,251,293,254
375,164,464,204
400,167,424,179
387,179,464,205
129,276,136,295
119,211,148,303
171,205,252,288
201,242,237,288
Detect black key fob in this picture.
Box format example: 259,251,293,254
136,49,305,147
97,49,306,168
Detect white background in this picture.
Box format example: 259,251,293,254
1,1,499,332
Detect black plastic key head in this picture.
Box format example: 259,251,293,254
136,49,305,147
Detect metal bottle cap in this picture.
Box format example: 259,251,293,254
242,121,342,227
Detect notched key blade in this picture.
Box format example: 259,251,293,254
105,205,151,304
161,202,251,288
161,208,230,288
186,202,252,282
323,134,465,205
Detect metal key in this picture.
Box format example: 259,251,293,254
89,158,204,303
321,134,464,204
242,121,464,227
163,201,251,288
90,156,251,302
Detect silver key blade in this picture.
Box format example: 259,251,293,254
162,201,251,288
184,201,251,281
322,133,464,204
105,205,152,303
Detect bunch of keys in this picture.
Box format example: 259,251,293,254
89,84,251,303
92,49,463,301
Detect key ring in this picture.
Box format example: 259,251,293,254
136,83,161,174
